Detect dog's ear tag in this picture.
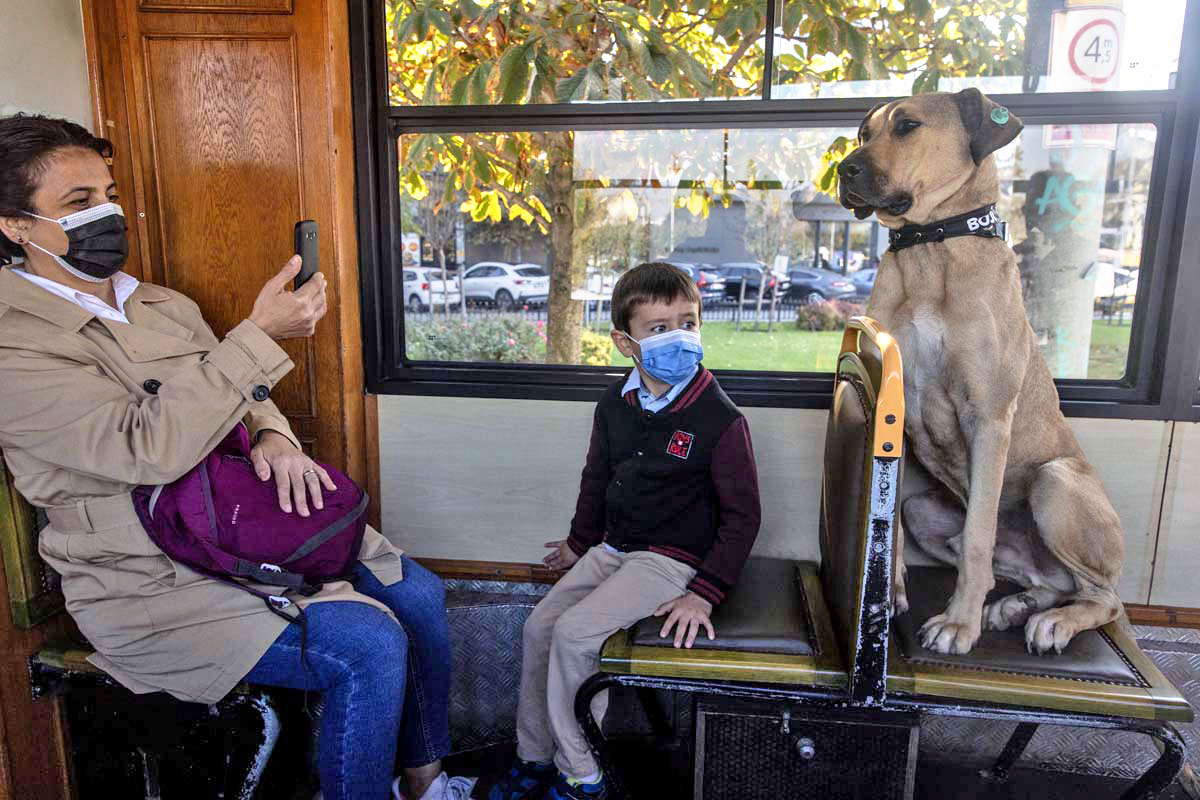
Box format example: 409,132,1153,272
990,107,1011,125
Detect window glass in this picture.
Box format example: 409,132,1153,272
397,121,1155,378
516,267,547,277
385,1,768,107
772,1,1185,98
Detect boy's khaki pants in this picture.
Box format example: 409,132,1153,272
516,546,697,780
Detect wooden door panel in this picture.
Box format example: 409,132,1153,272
141,33,316,419
139,0,293,11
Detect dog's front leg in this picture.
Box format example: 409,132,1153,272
919,416,1012,654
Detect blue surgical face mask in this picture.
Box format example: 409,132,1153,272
620,328,703,385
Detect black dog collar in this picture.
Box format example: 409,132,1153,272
888,204,1008,252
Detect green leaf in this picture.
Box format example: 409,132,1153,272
467,60,494,104
471,148,494,183
614,63,660,102
817,162,837,193
450,73,471,105
556,61,606,103
441,170,458,205
421,63,443,105
529,44,556,102
555,69,588,103
428,8,454,35
912,68,941,94
645,41,672,83
457,0,484,20
497,42,535,104
397,9,421,42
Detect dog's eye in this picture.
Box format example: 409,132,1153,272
895,119,921,136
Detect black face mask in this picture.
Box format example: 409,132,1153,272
26,202,129,282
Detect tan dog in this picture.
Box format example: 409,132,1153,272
837,89,1123,656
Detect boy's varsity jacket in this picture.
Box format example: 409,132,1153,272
565,366,761,605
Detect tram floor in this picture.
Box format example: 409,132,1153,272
450,740,1194,800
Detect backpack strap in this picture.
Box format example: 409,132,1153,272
233,559,319,594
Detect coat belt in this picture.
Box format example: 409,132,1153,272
46,494,141,533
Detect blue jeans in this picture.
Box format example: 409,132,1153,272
244,557,452,800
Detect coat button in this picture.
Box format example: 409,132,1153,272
252,385,270,402
142,379,161,394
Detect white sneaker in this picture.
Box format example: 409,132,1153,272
393,772,479,800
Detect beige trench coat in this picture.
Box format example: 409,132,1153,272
0,268,403,704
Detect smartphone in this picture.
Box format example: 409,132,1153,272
293,220,318,289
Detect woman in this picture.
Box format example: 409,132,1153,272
0,114,473,800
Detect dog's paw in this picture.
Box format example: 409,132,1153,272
919,613,981,654
892,571,910,617
1025,608,1079,655
984,592,1039,632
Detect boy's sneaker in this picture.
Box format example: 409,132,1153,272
394,772,478,800
545,772,608,800
487,758,556,800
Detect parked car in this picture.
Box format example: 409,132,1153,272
786,266,857,305
663,261,727,306
851,268,877,299
717,262,790,302
461,261,550,310
402,267,462,312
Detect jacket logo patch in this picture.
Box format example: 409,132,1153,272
667,430,694,460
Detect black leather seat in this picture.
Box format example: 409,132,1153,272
888,566,1191,721
600,557,845,688
630,557,815,657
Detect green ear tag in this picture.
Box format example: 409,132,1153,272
990,107,1010,125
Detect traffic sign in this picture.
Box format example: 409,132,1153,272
1049,6,1125,90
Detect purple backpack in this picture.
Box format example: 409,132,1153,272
131,423,368,615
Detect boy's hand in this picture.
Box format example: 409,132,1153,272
655,592,715,649
542,540,580,571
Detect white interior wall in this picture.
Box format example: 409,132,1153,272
378,395,1175,605
0,0,92,126
1148,422,1200,606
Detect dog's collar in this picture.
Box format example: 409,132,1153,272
888,204,1008,252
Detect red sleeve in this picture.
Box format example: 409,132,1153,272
688,416,761,605
566,406,610,556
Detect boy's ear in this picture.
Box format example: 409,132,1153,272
611,329,634,358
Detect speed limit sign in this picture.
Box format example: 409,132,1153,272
1050,7,1124,90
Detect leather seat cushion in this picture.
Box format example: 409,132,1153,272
631,557,815,656
895,566,1147,686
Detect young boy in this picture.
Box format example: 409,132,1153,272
490,263,761,800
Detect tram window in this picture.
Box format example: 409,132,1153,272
384,1,769,107
772,1,1186,97
359,0,1200,414
395,122,1156,381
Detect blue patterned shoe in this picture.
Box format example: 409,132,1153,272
545,772,608,800
487,758,556,800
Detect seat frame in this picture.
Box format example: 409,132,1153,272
575,317,1189,800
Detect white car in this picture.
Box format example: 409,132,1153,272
462,261,550,311
402,267,462,312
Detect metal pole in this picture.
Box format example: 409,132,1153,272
842,221,851,275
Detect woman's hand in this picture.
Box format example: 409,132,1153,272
250,431,336,517
542,540,581,571
248,256,328,340
655,591,715,649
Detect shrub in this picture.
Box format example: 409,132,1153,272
794,300,866,332
581,329,614,366
406,315,543,363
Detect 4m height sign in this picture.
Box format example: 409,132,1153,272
1049,4,1125,90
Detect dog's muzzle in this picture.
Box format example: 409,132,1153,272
837,155,912,219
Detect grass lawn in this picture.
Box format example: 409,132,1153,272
608,319,1131,377
1087,318,1132,380
607,321,846,372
